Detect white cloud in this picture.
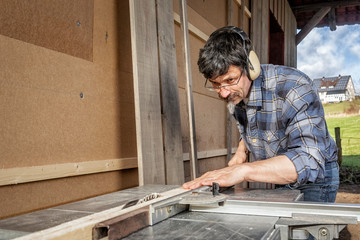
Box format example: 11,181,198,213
297,25,360,93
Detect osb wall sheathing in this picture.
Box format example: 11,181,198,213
174,0,250,180
0,0,138,219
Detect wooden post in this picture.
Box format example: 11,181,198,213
129,0,166,185
226,0,233,163
335,127,342,166
179,0,199,180
156,0,185,185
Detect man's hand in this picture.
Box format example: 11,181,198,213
182,164,249,189
228,139,248,166
182,155,298,190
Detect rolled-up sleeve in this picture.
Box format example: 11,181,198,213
281,81,328,186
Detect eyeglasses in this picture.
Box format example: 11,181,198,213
204,70,244,91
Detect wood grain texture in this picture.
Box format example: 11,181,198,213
129,0,166,185
157,0,185,185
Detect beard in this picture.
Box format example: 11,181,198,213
227,101,236,114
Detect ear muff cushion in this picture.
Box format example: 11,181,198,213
248,50,261,80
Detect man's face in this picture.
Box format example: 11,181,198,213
209,65,252,105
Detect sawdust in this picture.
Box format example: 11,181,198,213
336,184,360,240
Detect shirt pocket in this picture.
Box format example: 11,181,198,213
262,130,286,158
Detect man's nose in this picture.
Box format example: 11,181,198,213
216,87,231,98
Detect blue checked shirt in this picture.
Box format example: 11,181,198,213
233,64,338,187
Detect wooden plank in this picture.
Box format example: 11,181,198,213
227,0,233,25
261,0,269,64
156,0,184,185
129,0,166,185
235,0,251,18
226,0,233,163
173,13,209,42
0,158,137,186
296,7,331,45
182,148,237,161
179,0,199,180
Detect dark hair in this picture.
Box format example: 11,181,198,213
197,27,252,80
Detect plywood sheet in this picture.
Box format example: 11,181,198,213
0,0,93,61
0,0,139,218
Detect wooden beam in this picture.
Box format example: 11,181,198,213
173,13,209,42
329,7,337,31
234,0,252,18
0,158,137,186
129,0,166,185
179,0,199,180
182,148,237,161
156,0,185,185
226,0,233,163
296,7,331,45
292,0,360,13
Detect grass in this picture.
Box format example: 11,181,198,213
324,99,360,167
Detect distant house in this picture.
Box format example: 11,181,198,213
313,75,356,103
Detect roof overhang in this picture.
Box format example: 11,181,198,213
288,0,360,45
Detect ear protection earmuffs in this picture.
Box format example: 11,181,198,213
210,26,261,80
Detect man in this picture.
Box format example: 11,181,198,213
182,26,339,202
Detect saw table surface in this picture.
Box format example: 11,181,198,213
0,185,301,240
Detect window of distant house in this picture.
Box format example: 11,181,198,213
321,86,326,89
329,86,334,88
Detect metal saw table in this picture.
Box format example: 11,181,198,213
0,185,359,240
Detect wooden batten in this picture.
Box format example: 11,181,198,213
0,158,137,186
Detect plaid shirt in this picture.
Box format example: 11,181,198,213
233,64,338,187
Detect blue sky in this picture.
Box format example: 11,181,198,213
297,24,360,94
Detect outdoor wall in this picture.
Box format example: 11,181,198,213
0,0,138,219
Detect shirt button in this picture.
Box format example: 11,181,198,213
252,139,256,143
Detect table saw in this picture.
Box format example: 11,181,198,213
0,184,359,240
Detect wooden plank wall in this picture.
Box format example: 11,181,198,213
0,0,139,219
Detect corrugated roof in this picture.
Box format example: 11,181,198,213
313,75,351,92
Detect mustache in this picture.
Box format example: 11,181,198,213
218,92,241,102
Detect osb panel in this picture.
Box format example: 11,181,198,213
0,0,93,61
187,0,227,29
0,169,139,219
0,0,138,217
